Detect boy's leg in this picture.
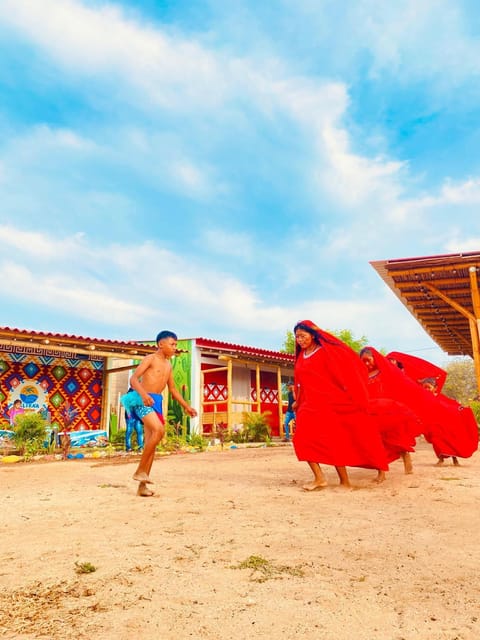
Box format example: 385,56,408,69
133,412,165,482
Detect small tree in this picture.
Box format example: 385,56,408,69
442,358,478,404
12,413,48,457
280,330,295,354
60,402,79,459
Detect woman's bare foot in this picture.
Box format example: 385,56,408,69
373,470,386,484
137,483,155,497
336,482,354,491
302,481,328,491
435,457,444,466
132,472,154,484
453,457,460,466
402,452,413,474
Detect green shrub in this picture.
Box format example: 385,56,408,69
12,413,48,456
186,432,207,451
241,411,271,442
109,429,135,450
468,400,480,428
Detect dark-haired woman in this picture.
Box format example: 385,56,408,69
293,320,388,490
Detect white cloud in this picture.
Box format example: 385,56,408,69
366,1,480,81
0,0,228,110
389,177,480,226
446,238,480,252
0,260,153,325
0,0,414,219
0,224,86,259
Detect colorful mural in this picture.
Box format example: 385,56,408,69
0,345,104,431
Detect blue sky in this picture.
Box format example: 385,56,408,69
1,0,479,364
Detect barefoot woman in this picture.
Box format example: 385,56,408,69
293,320,388,490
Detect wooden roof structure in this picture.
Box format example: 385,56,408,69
0,326,156,359
370,251,480,392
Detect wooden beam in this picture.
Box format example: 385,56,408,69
387,261,480,277
422,283,475,321
468,266,480,394
104,363,138,374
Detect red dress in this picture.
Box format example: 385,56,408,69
386,351,447,392
387,351,478,459
365,367,419,464
422,394,478,459
293,340,388,471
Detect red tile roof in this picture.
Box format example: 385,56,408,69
194,337,295,364
0,326,155,356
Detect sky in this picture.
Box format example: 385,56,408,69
1,0,480,365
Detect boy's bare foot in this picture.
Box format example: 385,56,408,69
137,483,155,497
302,481,328,491
132,472,154,484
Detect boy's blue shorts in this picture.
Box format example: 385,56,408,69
121,390,164,423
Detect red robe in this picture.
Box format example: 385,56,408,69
293,327,388,471
386,351,478,459
362,347,438,433
386,351,447,392
364,365,419,464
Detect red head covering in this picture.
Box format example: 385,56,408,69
386,351,447,392
293,320,347,359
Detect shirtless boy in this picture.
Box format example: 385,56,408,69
125,330,197,496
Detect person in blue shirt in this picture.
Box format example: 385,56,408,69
283,381,295,442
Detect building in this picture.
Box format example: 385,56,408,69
175,337,294,437
0,327,295,441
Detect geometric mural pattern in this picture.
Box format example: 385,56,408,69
251,388,279,403
0,350,104,431
204,382,228,401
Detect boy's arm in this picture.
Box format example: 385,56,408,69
167,372,197,417
129,355,154,406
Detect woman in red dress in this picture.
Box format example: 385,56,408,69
387,352,478,465
359,347,421,482
293,320,388,490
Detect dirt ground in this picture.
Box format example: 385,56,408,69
1,438,479,640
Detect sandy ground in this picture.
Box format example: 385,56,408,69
1,438,479,640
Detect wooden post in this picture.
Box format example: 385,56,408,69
200,369,204,434
100,359,110,436
256,364,261,413
227,358,233,428
277,366,283,438
468,266,480,395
